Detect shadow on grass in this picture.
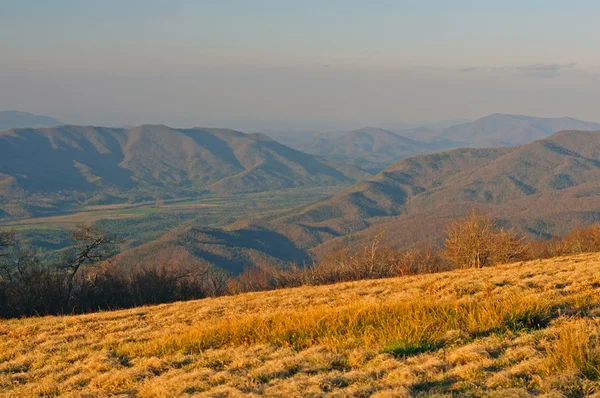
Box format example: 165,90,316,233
383,303,566,360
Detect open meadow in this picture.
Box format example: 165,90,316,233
0,187,338,251
3,253,600,397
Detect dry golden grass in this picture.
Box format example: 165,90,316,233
0,210,144,228
4,253,600,396
0,202,219,228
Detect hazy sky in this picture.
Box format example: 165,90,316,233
1,0,600,129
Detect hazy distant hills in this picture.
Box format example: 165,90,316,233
0,125,370,218
292,127,438,170
0,111,62,130
286,114,600,170
439,113,600,147
290,127,457,170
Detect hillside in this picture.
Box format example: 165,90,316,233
112,223,315,275
3,253,600,396
107,129,600,274
0,110,62,130
0,125,370,219
283,129,600,250
441,113,600,147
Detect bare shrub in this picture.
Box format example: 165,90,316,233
228,263,280,294
491,227,528,264
523,225,600,261
305,232,400,285
0,247,65,317
552,225,600,256
398,244,452,275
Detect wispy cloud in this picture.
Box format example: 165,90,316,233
516,63,577,78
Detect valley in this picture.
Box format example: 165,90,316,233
0,125,369,220
1,187,339,252
4,120,600,276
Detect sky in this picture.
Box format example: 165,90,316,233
1,0,600,129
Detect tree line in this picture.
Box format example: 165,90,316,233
0,224,226,318
2,211,600,318
228,210,600,293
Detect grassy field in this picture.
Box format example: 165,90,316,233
0,187,339,251
0,200,218,229
0,208,161,228
0,187,339,229
3,253,600,396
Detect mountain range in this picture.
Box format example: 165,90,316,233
0,125,370,218
284,128,600,254
439,113,600,147
4,114,600,275
110,128,600,274
290,127,451,170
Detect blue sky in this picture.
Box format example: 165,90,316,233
1,1,600,128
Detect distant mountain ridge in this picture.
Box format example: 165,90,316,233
0,125,371,218
292,127,435,170
286,114,600,169
440,113,600,147
0,110,62,130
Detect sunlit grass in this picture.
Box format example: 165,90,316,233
4,253,600,396
117,294,564,359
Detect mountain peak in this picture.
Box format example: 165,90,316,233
0,110,62,131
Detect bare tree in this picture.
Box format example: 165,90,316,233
0,229,19,287
444,209,526,268
0,229,17,258
492,227,528,264
62,224,123,309
204,267,230,297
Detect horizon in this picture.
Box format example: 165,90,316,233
2,1,600,128
4,111,600,134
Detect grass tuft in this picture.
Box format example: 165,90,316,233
544,319,600,380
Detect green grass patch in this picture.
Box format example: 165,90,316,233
383,341,442,357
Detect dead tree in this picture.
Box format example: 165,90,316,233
62,224,123,309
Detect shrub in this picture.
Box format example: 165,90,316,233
397,243,451,275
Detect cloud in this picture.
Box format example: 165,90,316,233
515,63,577,78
